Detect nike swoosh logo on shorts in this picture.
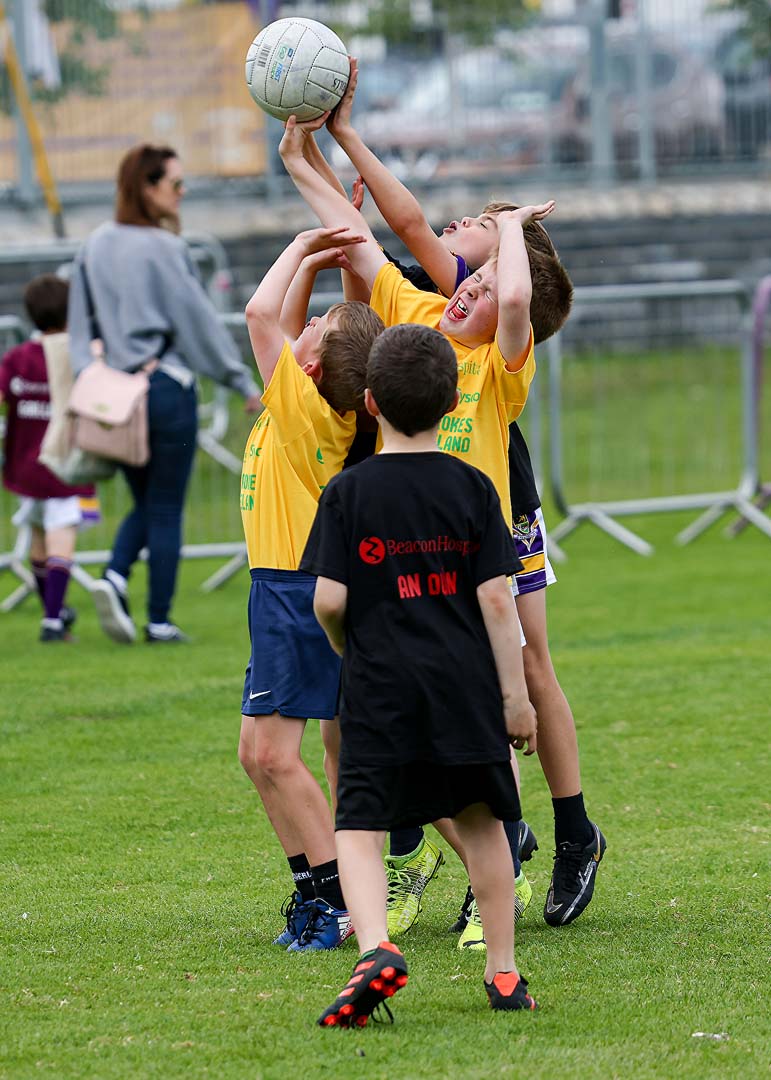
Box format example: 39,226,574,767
249,690,270,699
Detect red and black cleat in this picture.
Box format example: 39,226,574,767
317,941,409,1029
484,971,537,1011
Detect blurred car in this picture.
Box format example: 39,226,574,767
340,47,571,179
342,29,725,179
714,28,771,159
557,27,726,170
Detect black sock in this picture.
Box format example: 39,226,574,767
287,853,315,903
311,858,346,910
552,793,593,847
502,820,522,876
389,827,424,857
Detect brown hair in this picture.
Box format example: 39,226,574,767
24,273,69,333
367,323,457,437
482,201,573,344
317,301,385,413
115,143,179,230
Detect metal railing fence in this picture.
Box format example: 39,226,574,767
546,277,771,554
1,0,769,202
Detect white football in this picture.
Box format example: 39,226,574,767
245,18,350,122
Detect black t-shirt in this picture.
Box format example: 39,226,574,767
382,251,540,518
300,453,522,766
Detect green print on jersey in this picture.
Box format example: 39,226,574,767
436,415,474,455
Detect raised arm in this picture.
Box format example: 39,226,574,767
328,59,459,296
245,226,365,387
301,131,372,303
279,247,355,340
279,117,387,292
496,202,555,369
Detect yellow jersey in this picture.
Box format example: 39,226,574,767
240,342,357,570
370,262,535,526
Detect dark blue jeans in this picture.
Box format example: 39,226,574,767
110,371,198,624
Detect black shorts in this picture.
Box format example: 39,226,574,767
335,757,521,831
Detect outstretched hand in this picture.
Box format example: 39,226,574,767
295,225,366,258
498,201,556,229
351,174,365,211
328,56,358,141
279,113,331,162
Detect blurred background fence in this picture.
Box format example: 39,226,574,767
1,0,770,204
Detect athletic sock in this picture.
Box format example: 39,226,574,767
311,859,346,910
31,559,47,608
389,827,425,858
552,793,594,847
503,820,522,876
44,557,72,622
287,853,315,903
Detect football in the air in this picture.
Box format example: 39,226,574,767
245,17,350,122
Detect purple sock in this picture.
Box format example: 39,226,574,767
31,559,47,608
44,557,72,621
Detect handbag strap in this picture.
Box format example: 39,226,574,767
79,257,102,343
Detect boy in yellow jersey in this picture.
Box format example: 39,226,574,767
238,224,384,952
327,65,604,938
278,115,549,932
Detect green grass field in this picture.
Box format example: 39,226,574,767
2,507,770,1079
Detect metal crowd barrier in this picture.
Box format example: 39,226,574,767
547,278,771,554
0,232,236,313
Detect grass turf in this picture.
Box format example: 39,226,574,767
1,510,769,1079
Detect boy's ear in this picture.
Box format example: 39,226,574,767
302,358,322,385
364,387,380,417
444,388,460,416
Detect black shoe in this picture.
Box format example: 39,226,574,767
449,883,475,933
544,822,606,926
318,942,408,1028
91,575,136,644
518,820,539,862
144,623,190,643
40,621,71,643
59,605,77,630
485,972,537,1011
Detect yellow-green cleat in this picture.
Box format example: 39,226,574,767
385,837,444,936
458,872,533,951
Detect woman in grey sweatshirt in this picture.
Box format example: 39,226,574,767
68,143,261,644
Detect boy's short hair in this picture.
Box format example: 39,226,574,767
483,201,573,345
318,301,385,413
367,323,457,437
23,274,69,333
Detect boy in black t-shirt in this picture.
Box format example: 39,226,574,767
301,324,538,1026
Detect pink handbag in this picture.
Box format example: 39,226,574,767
68,347,150,468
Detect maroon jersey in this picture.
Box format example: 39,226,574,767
0,340,94,500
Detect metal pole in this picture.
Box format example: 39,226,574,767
587,0,615,185
9,0,36,206
634,0,656,182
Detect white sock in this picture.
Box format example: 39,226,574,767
42,617,64,630
148,622,174,636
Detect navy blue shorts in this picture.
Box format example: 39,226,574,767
241,568,341,719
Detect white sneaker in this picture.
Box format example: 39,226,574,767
91,576,136,644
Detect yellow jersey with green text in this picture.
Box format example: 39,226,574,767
240,342,357,570
370,262,534,526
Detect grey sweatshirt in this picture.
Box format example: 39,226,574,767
68,222,259,399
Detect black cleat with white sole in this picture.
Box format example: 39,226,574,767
544,822,606,926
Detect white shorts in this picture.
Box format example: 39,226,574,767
510,507,557,597
12,495,82,532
